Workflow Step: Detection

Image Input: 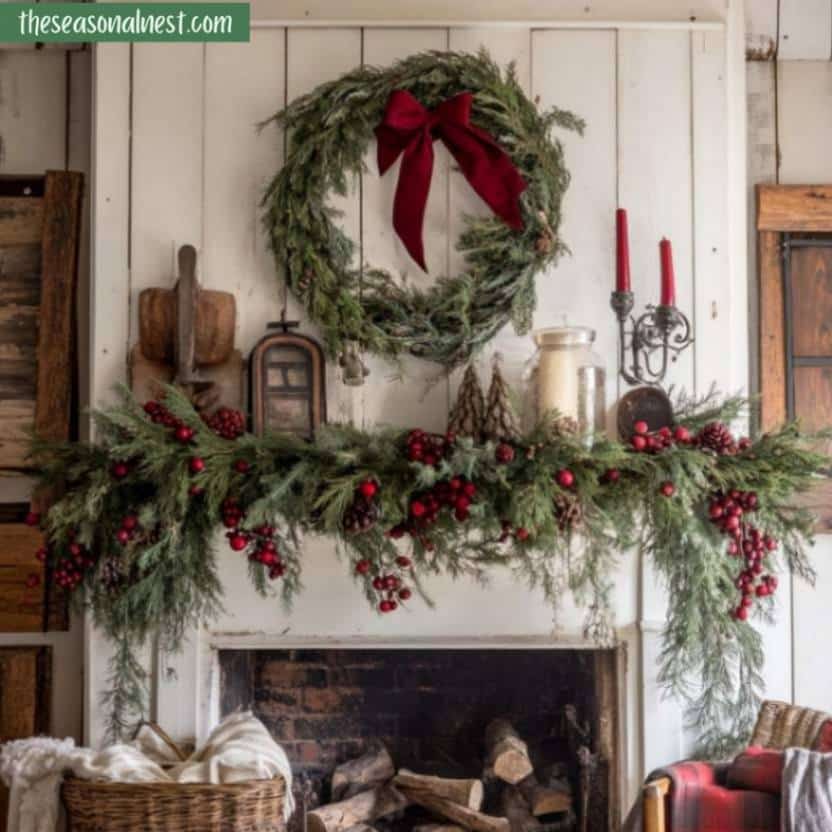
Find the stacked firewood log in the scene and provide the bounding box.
[306,720,575,832]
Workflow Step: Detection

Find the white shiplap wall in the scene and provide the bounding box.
[88,19,744,810]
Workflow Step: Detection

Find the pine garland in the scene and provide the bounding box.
[29,386,828,751]
[261,49,583,368]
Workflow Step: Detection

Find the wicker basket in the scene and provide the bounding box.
[62,776,287,831]
[61,723,287,831]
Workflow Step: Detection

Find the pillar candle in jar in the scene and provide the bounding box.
[659,238,676,306]
[615,209,631,292]
[533,327,596,422]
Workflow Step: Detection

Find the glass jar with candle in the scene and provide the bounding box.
[531,327,606,445]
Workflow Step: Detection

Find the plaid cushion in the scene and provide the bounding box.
[815,719,832,752]
[651,760,780,832]
[725,747,783,794]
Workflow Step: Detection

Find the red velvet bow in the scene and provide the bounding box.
[375,90,527,271]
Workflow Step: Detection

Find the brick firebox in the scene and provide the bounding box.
[219,646,623,831]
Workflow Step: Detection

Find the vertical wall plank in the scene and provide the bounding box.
[88,42,132,747]
[778,62,832,184]
[531,29,618,433]
[0,52,66,174]
[130,44,205,344]
[618,28,693,774]
[692,31,730,395]
[287,28,363,426]
[447,28,531,411]
[618,30,694,395]
[361,28,450,432]
[745,0,778,57]
[203,32,286,356]
[778,0,832,60]
[130,43,205,737]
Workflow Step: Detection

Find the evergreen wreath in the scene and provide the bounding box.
[261,50,583,368]
[28,386,828,753]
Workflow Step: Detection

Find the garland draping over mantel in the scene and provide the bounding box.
[29,387,827,753]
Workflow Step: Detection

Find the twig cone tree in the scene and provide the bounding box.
[483,356,520,442]
[449,364,486,439]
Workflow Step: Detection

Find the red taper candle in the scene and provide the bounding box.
[659,238,676,306]
[615,209,631,293]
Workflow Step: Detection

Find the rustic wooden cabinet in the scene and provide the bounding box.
[758,185,832,530]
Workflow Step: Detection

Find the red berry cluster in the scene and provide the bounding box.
[498,520,530,543]
[495,442,515,464]
[115,514,140,546]
[52,536,96,591]
[406,429,455,466]
[630,420,692,453]
[355,555,413,613]
[222,497,284,580]
[143,400,196,444]
[707,489,779,620]
[343,480,380,535]
[389,477,478,544]
[205,407,246,440]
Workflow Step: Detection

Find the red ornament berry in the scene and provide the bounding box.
[660,481,675,497]
[410,500,426,518]
[515,527,530,542]
[35,547,48,563]
[634,420,649,435]
[359,480,378,500]
[121,515,138,531]
[189,457,205,474]
[372,576,385,591]
[24,511,40,527]
[462,481,477,498]
[398,587,412,601]
[631,435,648,452]
[116,529,130,545]
[604,469,621,484]
[228,533,248,552]
[233,460,250,474]
[189,484,204,496]
[396,556,412,569]
[734,605,749,621]
[496,443,515,464]
[355,559,371,575]
[454,495,471,512]
[556,469,575,489]
[379,599,394,613]
[673,426,691,443]
[175,425,194,443]
[144,400,161,415]
[112,462,129,479]
[756,584,770,597]
[449,477,462,491]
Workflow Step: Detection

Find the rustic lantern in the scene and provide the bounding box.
[250,320,326,438]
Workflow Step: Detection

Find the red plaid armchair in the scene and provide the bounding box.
[642,700,832,832]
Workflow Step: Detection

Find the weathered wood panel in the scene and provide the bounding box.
[777,0,832,60]
[758,185,832,233]
[35,171,83,444]
[790,247,832,357]
[758,229,786,430]
[0,52,66,174]
[0,522,48,632]
[0,645,51,738]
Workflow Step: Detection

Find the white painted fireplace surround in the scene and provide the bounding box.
[87,0,752,814]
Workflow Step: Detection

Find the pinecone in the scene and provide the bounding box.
[342,496,380,535]
[100,555,125,593]
[696,421,736,456]
[545,415,579,440]
[448,364,485,439]
[554,494,583,532]
[205,407,246,439]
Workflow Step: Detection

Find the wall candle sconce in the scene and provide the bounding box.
[611,210,694,387]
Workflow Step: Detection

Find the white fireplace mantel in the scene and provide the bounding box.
[87,1,749,815]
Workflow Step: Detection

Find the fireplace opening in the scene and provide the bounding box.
[219,646,623,832]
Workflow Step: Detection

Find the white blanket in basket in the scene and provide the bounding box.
[0,712,294,832]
